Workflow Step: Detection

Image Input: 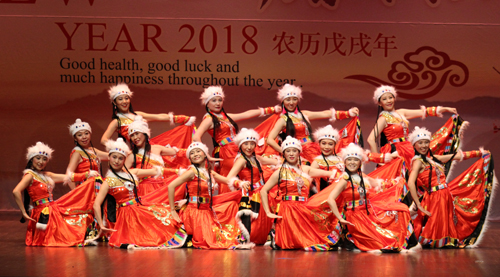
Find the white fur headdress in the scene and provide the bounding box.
[281,136,302,153]
[108,83,133,102]
[313,125,340,143]
[186,142,210,159]
[409,126,432,145]
[277,84,302,102]
[234,128,259,148]
[373,85,397,104]
[200,86,225,105]
[26,142,54,161]
[69,118,92,136]
[128,115,151,137]
[106,138,130,157]
[340,143,367,162]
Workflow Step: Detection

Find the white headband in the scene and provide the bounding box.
[409,126,432,145]
[200,86,225,105]
[234,128,259,148]
[128,115,151,137]
[106,138,130,157]
[108,83,133,102]
[373,85,397,104]
[26,142,54,161]
[277,84,302,102]
[313,125,340,143]
[186,142,210,159]
[69,118,92,136]
[281,136,302,153]
[340,143,366,162]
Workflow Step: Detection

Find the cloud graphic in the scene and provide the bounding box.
[345,46,469,99]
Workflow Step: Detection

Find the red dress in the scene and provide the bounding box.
[233,154,277,245]
[105,172,187,248]
[180,166,241,249]
[204,113,239,194]
[70,147,101,187]
[280,113,320,163]
[23,170,97,247]
[150,124,194,170]
[273,165,340,250]
[412,153,493,248]
[378,111,414,166]
[338,173,415,252]
[131,150,168,196]
[312,154,343,191]
[116,113,134,141]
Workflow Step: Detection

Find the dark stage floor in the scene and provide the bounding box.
[1,212,499,277]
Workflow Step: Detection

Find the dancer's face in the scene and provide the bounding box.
[114,95,131,113]
[130,132,146,148]
[284,148,300,164]
[74,130,91,148]
[379,93,395,111]
[189,148,207,164]
[32,155,48,171]
[283,97,299,112]
[207,96,223,113]
[109,152,126,171]
[345,157,361,173]
[319,139,336,156]
[241,141,256,157]
[414,140,430,155]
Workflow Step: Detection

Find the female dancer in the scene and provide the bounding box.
[93,138,186,249]
[407,126,494,248]
[193,86,280,194]
[266,84,359,163]
[260,136,341,250]
[367,85,457,166]
[13,142,97,246]
[326,143,418,252]
[101,83,195,145]
[168,142,249,249]
[124,116,180,196]
[65,119,109,189]
[212,128,279,246]
[310,125,344,192]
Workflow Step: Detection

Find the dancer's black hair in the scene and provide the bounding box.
[239,147,264,191]
[74,138,100,172]
[319,144,338,191]
[276,153,303,198]
[346,167,369,215]
[414,147,457,195]
[131,133,151,169]
[110,163,142,205]
[111,98,136,141]
[192,161,213,209]
[20,159,36,223]
[280,102,314,142]
[205,104,238,149]
[373,105,389,149]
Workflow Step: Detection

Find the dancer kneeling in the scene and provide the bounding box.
[212,128,280,246]
[125,116,180,196]
[13,142,98,246]
[326,143,418,252]
[169,142,251,249]
[261,136,341,251]
[407,127,494,248]
[93,138,186,249]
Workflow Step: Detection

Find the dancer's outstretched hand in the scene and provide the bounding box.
[339,218,355,227]
[266,212,282,219]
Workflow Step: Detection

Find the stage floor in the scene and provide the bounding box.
[1,212,499,277]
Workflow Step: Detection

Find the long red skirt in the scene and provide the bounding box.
[25,178,98,246]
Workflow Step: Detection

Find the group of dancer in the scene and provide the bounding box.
[12,83,496,252]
